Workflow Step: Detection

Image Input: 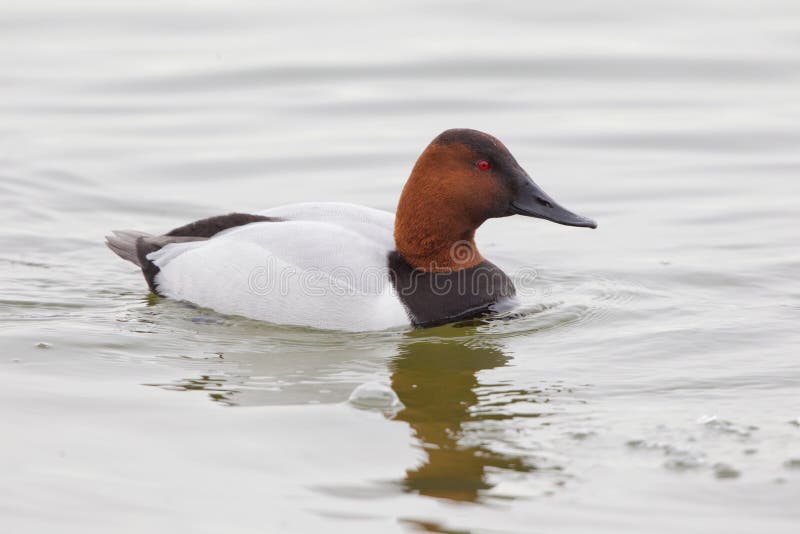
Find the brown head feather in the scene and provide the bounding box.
[394,129,518,271]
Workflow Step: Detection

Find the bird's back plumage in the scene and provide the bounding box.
[138,203,409,331]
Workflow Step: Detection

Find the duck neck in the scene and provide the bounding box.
[394,190,485,273]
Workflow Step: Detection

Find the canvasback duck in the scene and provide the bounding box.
[107,129,596,331]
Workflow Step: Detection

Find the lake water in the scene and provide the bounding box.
[1,1,799,532]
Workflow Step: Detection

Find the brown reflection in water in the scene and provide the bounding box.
[154,373,238,406]
[391,331,535,502]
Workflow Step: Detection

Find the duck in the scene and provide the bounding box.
[106,128,596,331]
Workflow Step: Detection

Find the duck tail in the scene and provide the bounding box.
[105,230,151,267]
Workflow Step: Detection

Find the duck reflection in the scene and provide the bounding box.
[151,318,539,502]
[391,327,534,502]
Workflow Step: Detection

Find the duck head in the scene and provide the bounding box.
[395,128,596,271]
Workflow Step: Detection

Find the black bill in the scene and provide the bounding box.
[509,175,597,229]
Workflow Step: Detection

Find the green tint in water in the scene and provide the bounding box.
[392,333,524,502]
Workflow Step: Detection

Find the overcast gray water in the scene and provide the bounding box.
[1,1,799,532]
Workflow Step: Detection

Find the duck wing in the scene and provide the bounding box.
[149,216,406,331]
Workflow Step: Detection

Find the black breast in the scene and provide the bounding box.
[388,251,516,328]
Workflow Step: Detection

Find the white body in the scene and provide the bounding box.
[148,203,410,331]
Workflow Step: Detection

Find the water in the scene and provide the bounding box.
[1,1,799,532]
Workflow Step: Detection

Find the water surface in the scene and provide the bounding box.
[1,1,799,532]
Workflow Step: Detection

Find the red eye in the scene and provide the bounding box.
[477,160,491,171]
